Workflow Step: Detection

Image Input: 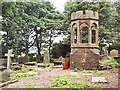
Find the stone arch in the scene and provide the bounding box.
[79,22,89,43]
[72,23,77,44]
[79,22,89,28]
[91,22,97,28]
[91,22,97,43]
[81,26,89,43]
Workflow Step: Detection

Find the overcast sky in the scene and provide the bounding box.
[49,0,68,12]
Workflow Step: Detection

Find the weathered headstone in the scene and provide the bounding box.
[43,52,50,63]
[0,59,7,67]
[91,77,107,83]
[110,49,119,57]
[58,56,64,61]
[29,55,33,62]
[5,50,14,69]
[0,69,11,82]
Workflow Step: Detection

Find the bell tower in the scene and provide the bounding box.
[70,10,99,69]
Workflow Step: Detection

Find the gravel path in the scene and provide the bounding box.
[2,68,119,89]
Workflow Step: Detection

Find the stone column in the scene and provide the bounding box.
[77,21,80,44]
[88,27,91,44]
[71,23,74,46]
[96,26,99,44]
[80,27,82,43]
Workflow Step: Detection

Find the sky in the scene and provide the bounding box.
[49,0,68,13]
[48,0,69,43]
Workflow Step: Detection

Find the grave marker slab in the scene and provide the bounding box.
[91,77,107,83]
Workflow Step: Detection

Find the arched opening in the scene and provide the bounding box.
[74,27,77,44]
[91,27,96,43]
[82,26,88,43]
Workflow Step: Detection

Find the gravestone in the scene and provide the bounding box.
[29,55,33,62]
[5,50,14,69]
[43,52,50,63]
[0,59,7,67]
[91,77,107,83]
[58,56,65,61]
[0,69,11,82]
[110,49,119,57]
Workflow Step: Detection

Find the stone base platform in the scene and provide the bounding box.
[70,48,99,69]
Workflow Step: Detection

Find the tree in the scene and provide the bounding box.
[2,2,25,57]
[24,2,64,61]
[2,1,65,60]
[63,0,120,52]
[2,2,36,57]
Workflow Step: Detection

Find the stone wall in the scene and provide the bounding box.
[70,48,99,69]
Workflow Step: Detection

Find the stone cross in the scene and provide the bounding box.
[5,50,14,69]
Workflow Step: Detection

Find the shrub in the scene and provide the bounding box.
[65,52,70,57]
[99,56,119,65]
[87,71,92,73]
[74,68,78,72]
[77,67,84,71]
[94,70,99,74]
[118,75,120,79]
[15,73,36,78]
[50,78,71,87]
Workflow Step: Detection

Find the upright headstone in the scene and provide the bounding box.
[29,54,33,62]
[110,49,119,57]
[5,50,14,69]
[43,52,50,63]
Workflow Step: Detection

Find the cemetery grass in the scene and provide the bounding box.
[2,66,119,89]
